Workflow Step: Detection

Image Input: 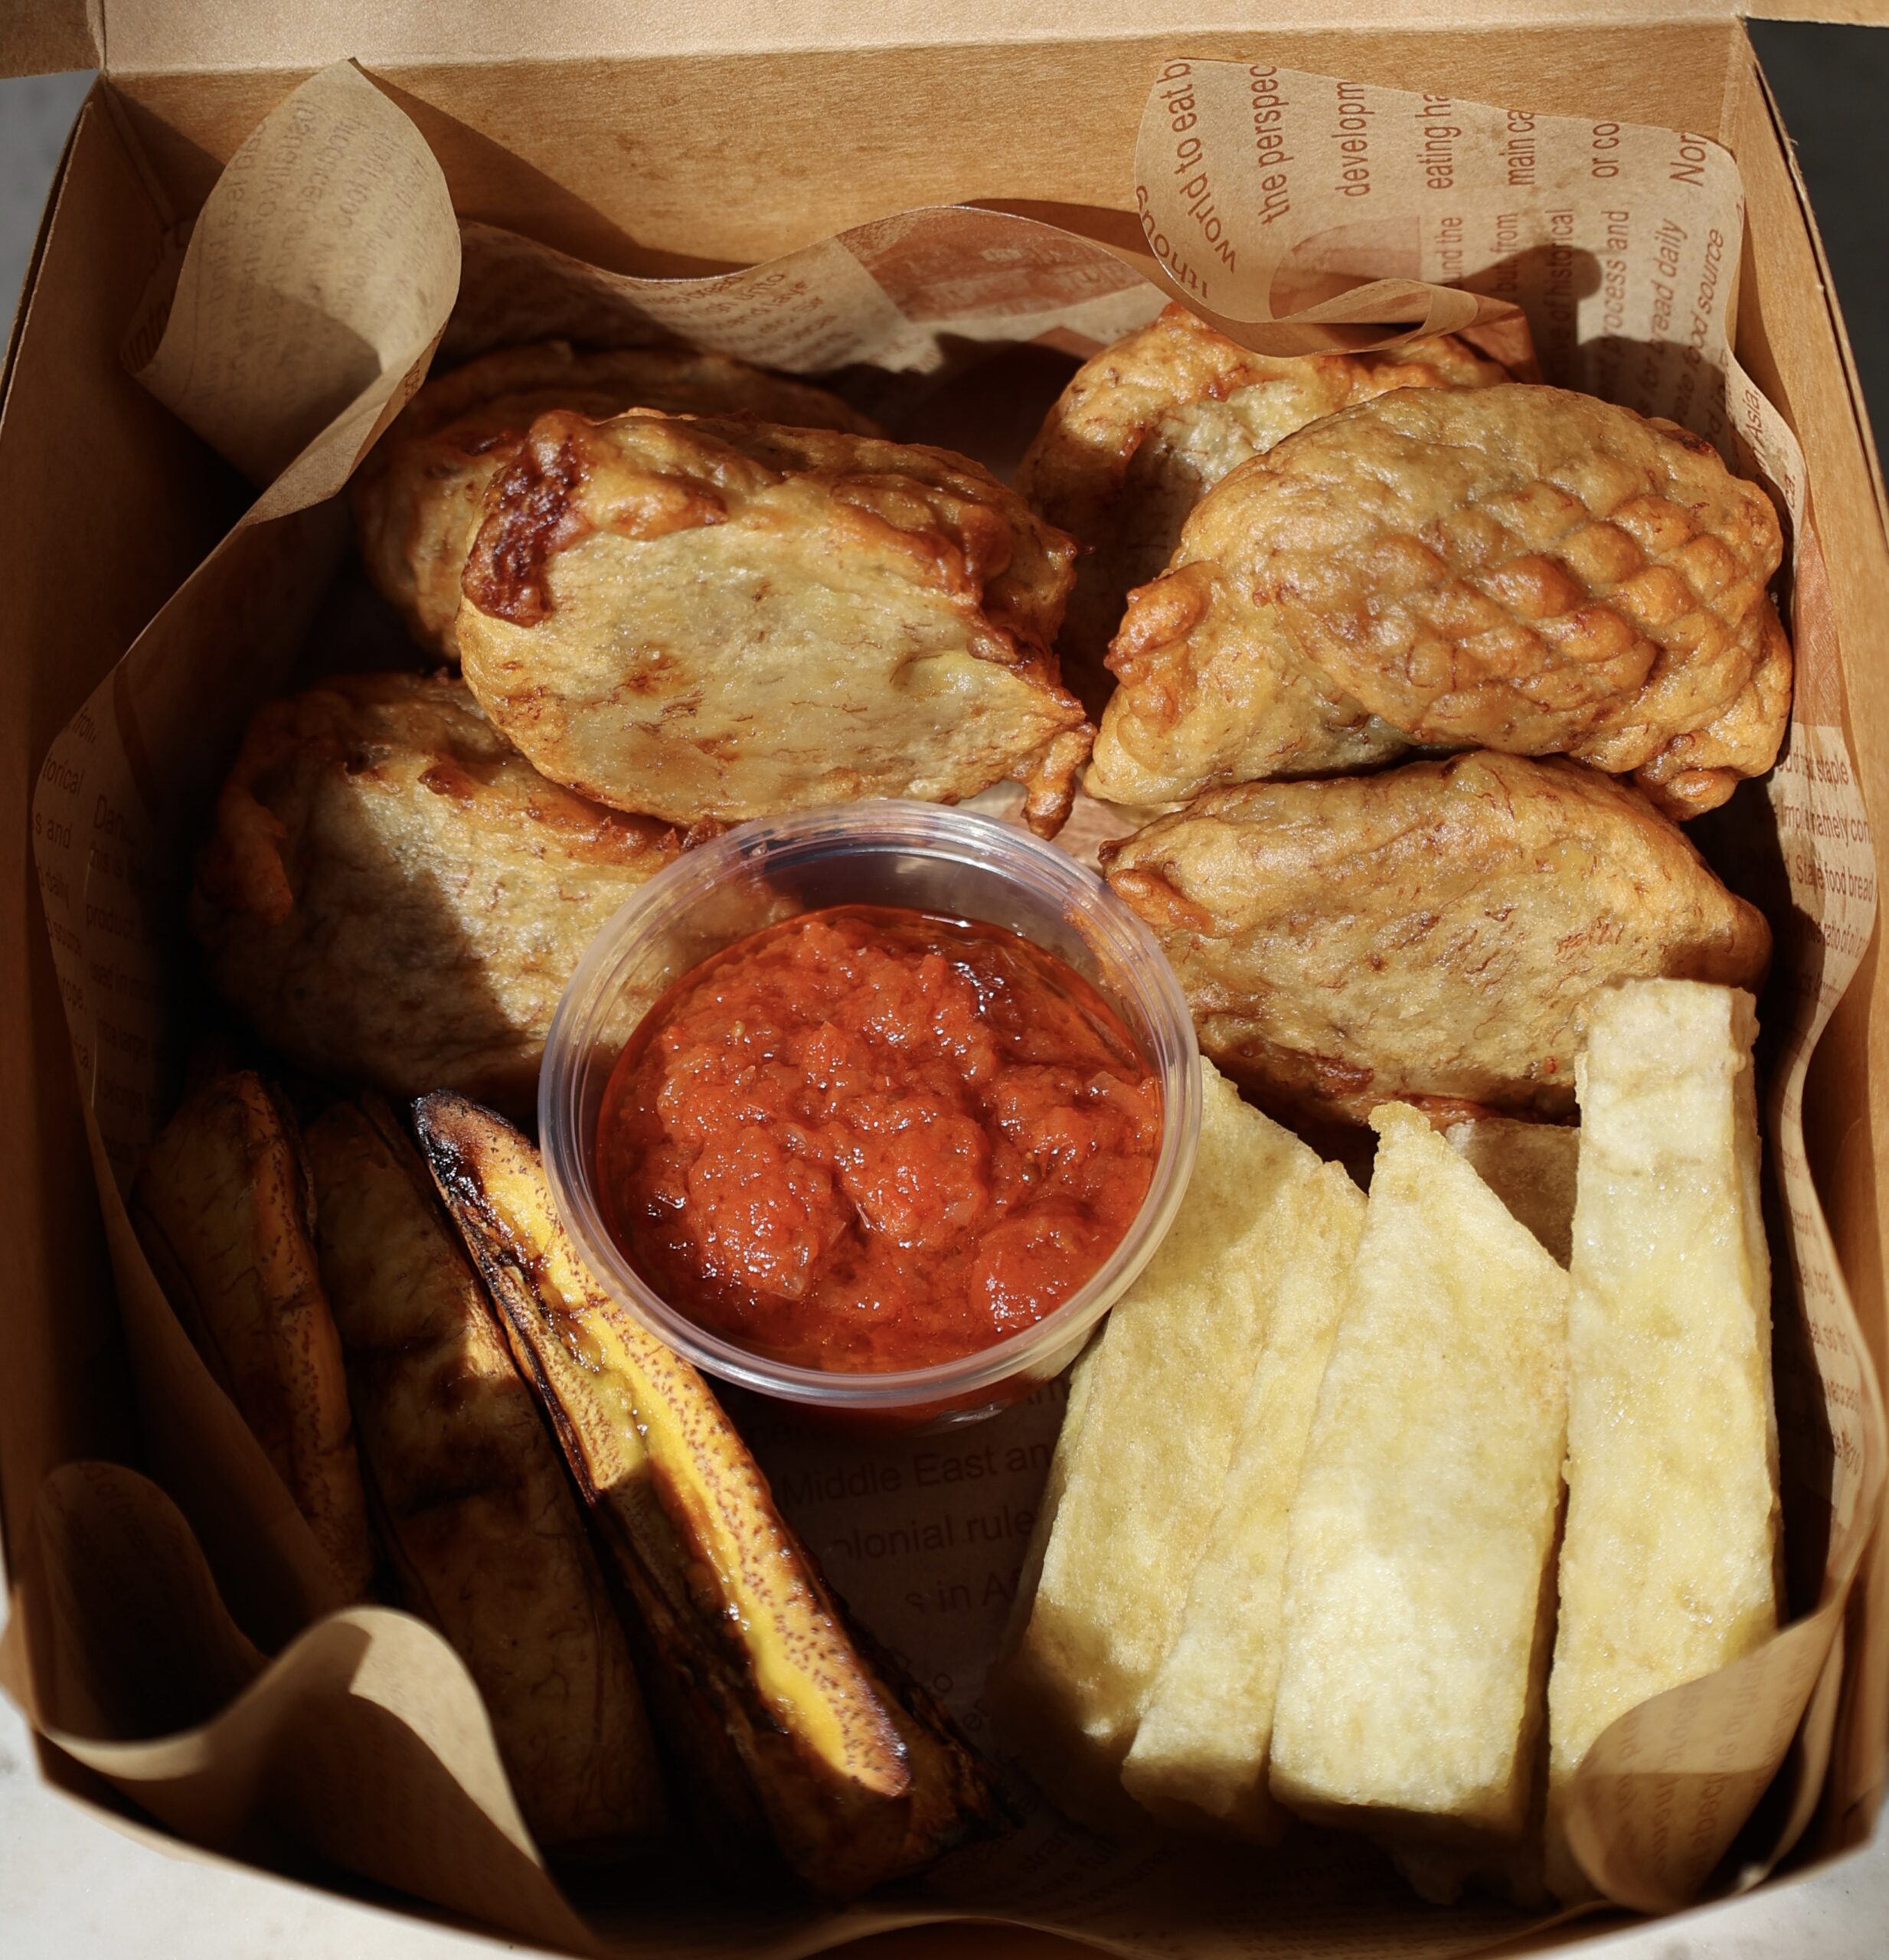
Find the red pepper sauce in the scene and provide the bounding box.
[595,904,1162,1374]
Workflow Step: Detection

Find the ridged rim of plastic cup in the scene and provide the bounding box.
[539,800,1201,1412]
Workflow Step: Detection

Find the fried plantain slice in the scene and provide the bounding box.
[131,1071,373,1600]
[303,1097,665,1858]
[412,1093,1007,1897]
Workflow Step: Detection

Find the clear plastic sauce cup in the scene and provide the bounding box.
[540,799,1201,1430]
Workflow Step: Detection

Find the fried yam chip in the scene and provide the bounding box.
[1016,305,1506,712]
[1088,385,1789,812]
[353,339,882,655]
[1120,1105,1364,1842]
[305,1098,665,1858]
[191,672,683,1114]
[989,1062,1357,1828]
[1270,1105,1569,1893]
[454,410,1090,835]
[413,1093,1006,1897]
[131,1072,373,1600]
[1546,982,1780,1901]
[1102,753,1771,1123]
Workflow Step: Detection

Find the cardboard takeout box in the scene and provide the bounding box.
[4,2,1889,1954]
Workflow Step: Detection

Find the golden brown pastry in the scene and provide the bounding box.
[192,671,682,1112]
[1092,557,1414,806]
[1088,385,1790,815]
[1015,305,1508,710]
[456,409,1091,835]
[353,340,883,655]
[1101,752,1771,1124]
[1631,598,1794,819]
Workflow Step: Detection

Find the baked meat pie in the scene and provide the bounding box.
[1629,596,1794,819]
[1016,305,1507,710]
[353,341,882,655]
[1100,752,1770,1124]
[1087,385,1790,814]
[193,671,684,1112]
[455,410,1091,835]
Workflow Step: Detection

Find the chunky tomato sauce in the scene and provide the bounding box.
[595,905,1161,1374]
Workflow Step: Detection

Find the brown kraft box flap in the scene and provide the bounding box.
[3,38,1887,1960]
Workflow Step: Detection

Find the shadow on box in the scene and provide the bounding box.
[371,75,746,283]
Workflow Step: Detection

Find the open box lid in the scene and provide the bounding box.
[4,0,1888,80]
[0,0,1886,1942]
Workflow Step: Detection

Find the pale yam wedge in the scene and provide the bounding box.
[132,1071,372,1599]
[989,1061,1350,1830]
[304,1097,665,1857]
[412,1092,1005,1898]
[1121,1130,1364,1842]
[1545,982,1780,1901]
[1270,1103,1569,1897]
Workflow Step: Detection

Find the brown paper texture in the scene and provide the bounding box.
[16,54,1886,1958]
[444,209,1168,377]
[127,61,461,505]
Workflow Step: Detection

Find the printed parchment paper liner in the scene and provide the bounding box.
[12,56,1884,1956]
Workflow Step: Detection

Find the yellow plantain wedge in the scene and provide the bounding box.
[413,1092,1008,1898]
[132,1071,374,1600]
[303,1097,665,1858]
